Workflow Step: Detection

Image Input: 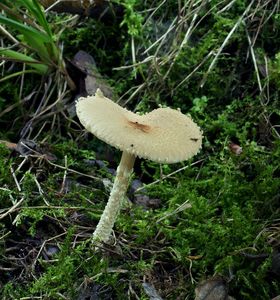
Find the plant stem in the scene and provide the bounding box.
[92,151,136,243]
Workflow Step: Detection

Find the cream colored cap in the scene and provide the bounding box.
[76,89,202,164]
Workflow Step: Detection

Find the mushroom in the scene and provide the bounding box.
[76,89,203,244]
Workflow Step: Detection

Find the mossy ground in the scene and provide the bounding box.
[0,1,280,299]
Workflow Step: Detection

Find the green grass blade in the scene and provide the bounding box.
[16,0,52,37]
[0,48,48,74]
[0,14,50,43]
[22,32,52,63]
[0,13,57,64]
[0,69,40,83]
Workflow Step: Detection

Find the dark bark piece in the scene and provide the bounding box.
[71,50,115,98]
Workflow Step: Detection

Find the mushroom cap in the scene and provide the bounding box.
[76,89,202,164]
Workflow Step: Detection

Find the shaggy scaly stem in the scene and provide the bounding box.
[92,151,136,243]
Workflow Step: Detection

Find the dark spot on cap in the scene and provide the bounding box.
[127,120,151,133]
[190,138,198,142]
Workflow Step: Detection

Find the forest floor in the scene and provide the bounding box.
[0,1,280,299]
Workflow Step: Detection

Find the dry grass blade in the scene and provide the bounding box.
[245,25,263,94]
[46,159,103,182]
[0,25,19,43]
[135,158,205,193]
[173,51,213,93]
[120,0,261,102]
[156,199,192,223]
[0,197,25,220]
[200,0,255,87]
[32,231,67,270]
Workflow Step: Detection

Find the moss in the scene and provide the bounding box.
[1,0,280,299]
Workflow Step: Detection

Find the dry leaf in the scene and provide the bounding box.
[229,142,242,155]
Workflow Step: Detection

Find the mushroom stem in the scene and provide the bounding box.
[92,151,136,243]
